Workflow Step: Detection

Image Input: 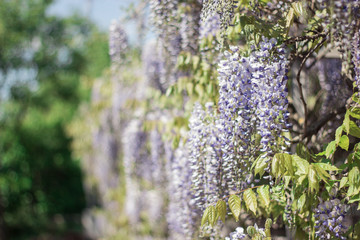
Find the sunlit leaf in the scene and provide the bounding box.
[201,206,210,226]
[308,165,319,192]
[335,126,343,144]
[292,155,309,175]
[339,135,349,151]
[216,200,227,223]
[257,185,270,208]
[228,195,241,222]
[297,193,306,212]
[208,205,218,227]
[340,177,348,189]
[343,112,350,134]
[325,141,336,159]
[244,189,257,215]
[349,121,360,138]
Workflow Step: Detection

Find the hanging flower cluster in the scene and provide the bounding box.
[165,38,290,238]
[225,227,247,240]
[217,38,289,189]
[314,199,349,239]
[109,20,128,65]
[352,30,360,90]
[199,12,220,40]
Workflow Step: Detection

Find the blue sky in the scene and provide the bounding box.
[48,0,135,31]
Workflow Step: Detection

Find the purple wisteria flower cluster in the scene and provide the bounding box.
[217,38,289,189]
[188,102,223,211]
[109,20,128,65]
[314,199,348,239]
[166,143,199,240]
[317,0,360,77]
[199,12,220,40]
[225,227,247,240]
[166,39,290,238]
[179,2,202,54]
[201,0,237,40]
[352,30,360,90]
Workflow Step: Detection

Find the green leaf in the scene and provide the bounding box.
[279,153,294,176]
[271,155,280,177]
[314,163,338,171]
[208,205,218,227]
[254,155,268,177]
[335,126,343,144]
[228,195,241,222]
[297,174,307,185]
[243,189,257,215]
[348,194,360,204]
[297,193,306,212]
[201,207,210,226]
[313,164,330,183]
[308,165,319,192]
[192,55,200,69]
[197,83,206,97]
[216,200,227,223]
[349,107,360,119]
[352,93,360,104]
[272,153,292,177]
[292,155,309,175]
[339,135,350,151]
[349,167,360,184]
[291,2,305,17]
[284,175,291,188]
[349,121,360,138]
[340,177,348,189]
[325,141,336,159]
[257,185,270,208]
[286,8,295,33]
[343,112,350,134]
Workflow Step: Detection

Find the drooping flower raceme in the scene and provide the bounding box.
[168,39,290,239]
[179,2,202,54]
[201,0,237,41]
[199,12,220,40]
[166,142,199,240]
[314,199,348,239]
[109,20,128,65]
[352,30,360,90]
[217,38,289,191]
[251,39,290,154]
[225,227,247,240]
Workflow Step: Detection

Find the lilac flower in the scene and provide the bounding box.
[317,0,360,76]
[217,38,289,190]
[199,12,221,39]
[179,2,202,54]
[314,199,348,239]
[166,142,199,240]
[225,227,247,240]
[122,119,148,224]
[109,20,128,65]
[188,103,224,210]
[142,41,166,93]
[352,30,360,90]
[149,0,181,85]
[201,0,237,40]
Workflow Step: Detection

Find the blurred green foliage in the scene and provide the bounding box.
[0,0,110,239]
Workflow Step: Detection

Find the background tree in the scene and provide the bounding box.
[0,0,110,239]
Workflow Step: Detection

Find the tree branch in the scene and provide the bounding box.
[296,37,327,138]
[284,32,327,45]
